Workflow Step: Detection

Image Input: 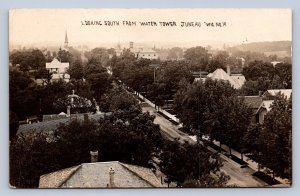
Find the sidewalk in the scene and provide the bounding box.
[212,140,290,186]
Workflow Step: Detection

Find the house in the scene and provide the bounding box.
[46,58,69,74]
[239,96,263,123]
[263,89,292,100]
[39,160,167,188]
[129,42,158,60]
[255,89,292,124]
[205,67,245,89]
[256,100,274,124]
[46,58,70,82]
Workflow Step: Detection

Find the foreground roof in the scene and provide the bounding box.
[39,161,166,188]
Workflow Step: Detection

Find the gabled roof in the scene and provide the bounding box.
[256,100,274,114]
[39,161,166,188]
[46,58,69,69]
[207,68,242,89]
[241,96,263,109]
[264,89,292,100]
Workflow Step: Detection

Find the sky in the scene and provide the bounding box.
[9,9,292,48]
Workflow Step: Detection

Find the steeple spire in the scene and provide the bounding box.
[64,30,68,48]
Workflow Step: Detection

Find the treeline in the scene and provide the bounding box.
[229,41,291,53]
[241,60,292,95]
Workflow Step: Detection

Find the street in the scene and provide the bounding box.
[141,104,267,187]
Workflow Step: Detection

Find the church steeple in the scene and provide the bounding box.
[64,30,68,48]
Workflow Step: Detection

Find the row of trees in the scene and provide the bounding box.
[174,78,253,152]
[173,77,292,180]
[243,95,292,180]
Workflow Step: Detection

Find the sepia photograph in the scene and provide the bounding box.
[9,8,292,188]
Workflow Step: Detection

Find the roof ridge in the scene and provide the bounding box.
[119,162,156,187]
[58,164,82,187]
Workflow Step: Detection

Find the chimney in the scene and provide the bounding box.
[226,65,231,76]
[129,41,134,49]
[67,106,71,117]
[90,150,98,163]
[109,168,115,188]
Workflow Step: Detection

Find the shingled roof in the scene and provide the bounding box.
[242,96,263,109]
[39,161,166,188]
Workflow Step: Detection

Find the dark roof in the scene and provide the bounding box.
[241,96,263,109]
[17,113,105,134]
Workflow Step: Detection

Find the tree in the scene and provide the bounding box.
[85,47,110,67]
[159,140,229,187]
[274,63,292,89]
[10,131,63,188]
[242,60,274,81]
[30,49,46,70]
[9,69,39,119]
[68,59,83,79]
[259,94,292,180]
[205,50,229,73]
[9,111,19,141]
[240,76,285,96]
[174,78,235,134]
[10,103,163,188]
[57,49,72,62]
[167,47,183,60]
[84,63,111,101]
[9,49,46,71]
[203,95,253,152]
[183,46,211,71]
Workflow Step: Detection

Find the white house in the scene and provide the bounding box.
[46,58,69,74]
[46,58,70,82]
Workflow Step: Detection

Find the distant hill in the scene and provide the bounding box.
[230,41,291,55]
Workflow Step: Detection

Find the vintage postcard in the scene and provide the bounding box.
[9,9,292,188]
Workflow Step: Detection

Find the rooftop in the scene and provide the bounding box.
[241,96,263,109]
[264,89,292,100]
[39,161,166,188]
[17,113,105,134]
[207,68,243,89]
